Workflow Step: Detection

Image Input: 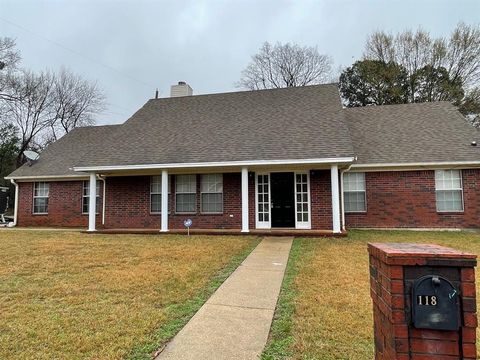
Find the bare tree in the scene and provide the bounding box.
[3,68,106,159]
[363,23,480,125]
[47,68,106,142]
[0,39,106,166]
[446,23,480,88]
[364,31,396,63]
[3,70,56,165]
[0,37,21,102]
[237,42,333,90]
[0,37,20,71]
[364,23,480,91]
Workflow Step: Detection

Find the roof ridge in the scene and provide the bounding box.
[149,83,339,101]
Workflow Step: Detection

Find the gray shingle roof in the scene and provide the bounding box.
[74,84,353,168]
[344,102,480,165]
[7,125,121,178]
[9,84,354,178]
[6,85,480,179]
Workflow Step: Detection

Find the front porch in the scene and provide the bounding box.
[78,160,352,234]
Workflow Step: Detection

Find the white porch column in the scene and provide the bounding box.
[160,170,169,232]
[88,172,97,232]
[330,165,341,233]
[241,167,249,233]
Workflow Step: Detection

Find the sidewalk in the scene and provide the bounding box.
[155,236,293,360]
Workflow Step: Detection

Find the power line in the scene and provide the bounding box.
[0,16,157,89]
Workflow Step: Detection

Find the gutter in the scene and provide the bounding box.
[73,157,356,172]
[5,174,89,181]
[9,179,19,227]
[350,161,480,171]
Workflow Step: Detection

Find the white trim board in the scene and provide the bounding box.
[9,159,480,181]
[350,161,480,171]
[5,175,89,182]
[73,157,356,172]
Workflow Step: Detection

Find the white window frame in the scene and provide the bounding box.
[33,182,49,214]
[294,171,311,229]
[343,172,367,213]
[200,174,223,214]
[435,169,464,213]
[150,175,162,214]
[255,173,271,229]
[175,174,197,214]
[150,175,171,214]
[82,180,101,214]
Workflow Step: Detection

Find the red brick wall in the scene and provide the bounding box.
[16,172,334,230]
[17,169,480,230]
[368,243,477,359]
[311,170,333,230]
[104,173,244,229]
[17,181,101,227]
[346,169,480,229]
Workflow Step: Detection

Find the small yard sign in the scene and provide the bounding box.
[184,218,192,235]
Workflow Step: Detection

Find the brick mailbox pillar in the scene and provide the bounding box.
[368,243,477,359]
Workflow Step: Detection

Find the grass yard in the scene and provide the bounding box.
[262,230,480,360]
[0,230,259,360]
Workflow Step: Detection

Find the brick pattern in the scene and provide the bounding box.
[311,170,333,230]
[16,171,335,230]
[17,181,101,227]
[346,170,480,229]
[105,174,243,229]
[368,243,477,360]
[461,268,478,359]
[19,169,480,231]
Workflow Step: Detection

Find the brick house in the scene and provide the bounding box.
[5,83,480,234]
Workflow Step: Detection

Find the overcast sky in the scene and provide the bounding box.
[1,0,479,125]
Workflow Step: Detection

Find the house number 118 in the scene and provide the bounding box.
[417,295,437,306]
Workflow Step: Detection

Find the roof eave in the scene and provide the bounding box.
[73,157,356,173]
[350,161,480,172]
[5,174,90,182]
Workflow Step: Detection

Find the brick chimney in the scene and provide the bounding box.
[170,81,193,97]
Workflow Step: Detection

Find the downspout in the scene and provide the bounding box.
[97,175,106,226]
[340,163,354,232]
[9,179,19,227]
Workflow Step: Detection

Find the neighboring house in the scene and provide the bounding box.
[5,82,480,234]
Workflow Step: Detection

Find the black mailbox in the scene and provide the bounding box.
[412,275,460,331]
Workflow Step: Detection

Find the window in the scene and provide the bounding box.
[33,182,49,214]
[150,176,162,213]
[435,170,463,212]
[150,176,171,213]
[201,174,223,213]
[343,172,366,212]
[176,175,196,213]
[82,181,101,214]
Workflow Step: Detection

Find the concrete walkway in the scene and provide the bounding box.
[156,237,293,360]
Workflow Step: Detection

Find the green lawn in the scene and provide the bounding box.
[262,230,480,360]
[0,230,260,360]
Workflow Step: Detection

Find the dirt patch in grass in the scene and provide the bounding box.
[0,230,259,360]
[263,230,480,359]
